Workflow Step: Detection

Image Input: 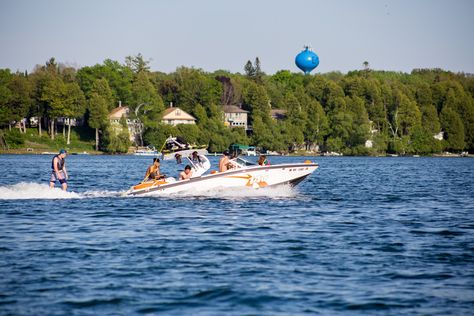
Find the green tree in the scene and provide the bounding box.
[88,93,109,150]
[76,59,133,104]
[172,67,221,114]
[251,115,274,151]
[91,78,114,110]
[29,66,56,136]
[0,69,13,129]
[244,60,255,78]
[410,125,442,154]
[63,82,86,144]
[7,74,33,133]
[41,77,66,140]
[125,53,151,74]
[420,104,440,134]
[440,106,465,152]
[305,99,329,149]
[397,93,421,137]
[102,115,131,153]
[131,72,165,143]
[242,81,270,120]
[347,96,371,146]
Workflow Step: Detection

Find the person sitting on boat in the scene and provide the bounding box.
[258,155,270,166]
[144,158,165,182]
[179,165,193,180]
[219,150,233,172]
[175,153,182,164]
[190,151,204,166]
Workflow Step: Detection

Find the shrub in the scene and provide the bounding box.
[3,129,25,148]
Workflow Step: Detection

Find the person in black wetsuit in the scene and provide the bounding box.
[50,149,69,191]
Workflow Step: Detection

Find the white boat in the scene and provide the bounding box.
[161,136,208,160]
[242,146,257,156]
[125,157,318,196]
[134,146,158,156]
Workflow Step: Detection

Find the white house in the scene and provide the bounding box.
[223,105,249,129]
[108,106,142,144]
[162,107,196,126]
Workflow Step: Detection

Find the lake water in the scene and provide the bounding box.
[0,155,473,315]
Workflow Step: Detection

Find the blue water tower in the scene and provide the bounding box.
[295,46,319,74]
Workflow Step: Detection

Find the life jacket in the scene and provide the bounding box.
[51,155,65,171]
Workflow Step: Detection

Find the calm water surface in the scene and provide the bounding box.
[0,155,473,315]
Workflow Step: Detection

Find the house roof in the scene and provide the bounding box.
[223,105,249,113]
[162,107,196,121]
[109,106,129,119]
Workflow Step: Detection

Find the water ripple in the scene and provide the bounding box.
[0,155,473,315]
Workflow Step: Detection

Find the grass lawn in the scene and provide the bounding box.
[1,127,102,154]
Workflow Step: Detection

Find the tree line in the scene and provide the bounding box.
[0,55,473,155]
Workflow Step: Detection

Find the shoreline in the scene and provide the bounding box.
[1,150,472,158]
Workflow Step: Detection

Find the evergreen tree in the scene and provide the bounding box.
[440,106,465,152]
[244,60,255,78]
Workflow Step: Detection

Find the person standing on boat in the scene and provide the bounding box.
[179,165,193,180]
[219,150,231,172]
[144,158,164,182]
[50,149,68,191]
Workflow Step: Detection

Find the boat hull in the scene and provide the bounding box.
[126,162,318,196]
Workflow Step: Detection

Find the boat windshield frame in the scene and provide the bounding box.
[232,157,256,167]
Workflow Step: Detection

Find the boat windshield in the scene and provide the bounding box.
[234,157,256,167]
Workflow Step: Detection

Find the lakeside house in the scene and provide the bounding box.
[223,105,249,130]
[56,117,83,127]
[108,105,142,144]
[162,107,196,126]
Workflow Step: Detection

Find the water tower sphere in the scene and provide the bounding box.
[295,46,319,74]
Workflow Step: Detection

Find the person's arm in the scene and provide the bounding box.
[63,165,68,179]
[144,166,151,178]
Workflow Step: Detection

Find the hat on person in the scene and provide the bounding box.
[59,149,67,154]
[223,150,230,156]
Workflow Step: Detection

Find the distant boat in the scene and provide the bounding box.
[134,146,158,156]
[264,150,280,156]
[229,144,258,157]
[321,151,343,156]
[243,146,257,156]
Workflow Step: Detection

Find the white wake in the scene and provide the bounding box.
[141,184,298,199]
[0,182,297,200]
[0,182,124,200]
[0,182,82,200]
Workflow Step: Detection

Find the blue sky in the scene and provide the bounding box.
[0,0,473,74]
